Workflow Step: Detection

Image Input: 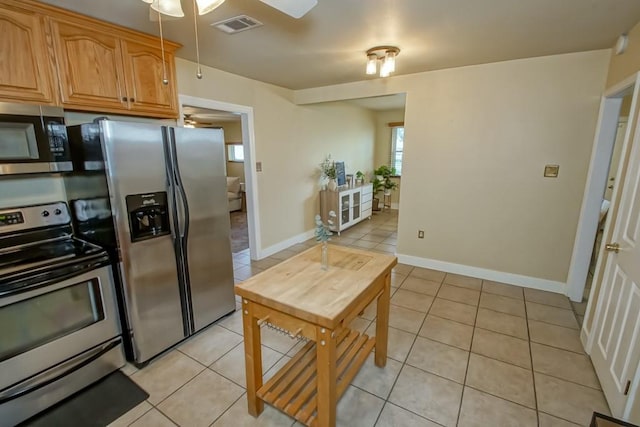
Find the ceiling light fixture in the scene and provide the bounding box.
[141,0,227,81]
[365,46,400,78]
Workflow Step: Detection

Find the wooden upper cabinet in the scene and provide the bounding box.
[0,0,180,118]
[0,5,55,104]
[121,40,177,116]
[50,19,128,111]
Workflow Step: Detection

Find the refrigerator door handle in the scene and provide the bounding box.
[163,130,180,243]
[174,177,187,238]
[169,128,195,334]
[169,130,191,242]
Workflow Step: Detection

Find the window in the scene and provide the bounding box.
[390,126,404,175]
[227,144,244,162]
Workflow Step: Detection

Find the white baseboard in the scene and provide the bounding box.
[258,229,315,259]
[397,253,567,295]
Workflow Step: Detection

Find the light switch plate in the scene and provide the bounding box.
[256,161,262,172]
[544,165,559,178]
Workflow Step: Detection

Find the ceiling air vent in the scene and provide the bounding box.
[211,15,263,34]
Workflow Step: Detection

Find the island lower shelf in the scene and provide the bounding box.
[256,328,375,427]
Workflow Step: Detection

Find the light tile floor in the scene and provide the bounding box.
[110,210,610,427]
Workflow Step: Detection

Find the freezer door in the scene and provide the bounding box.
[100,121,185,363]
[170,127,236,332]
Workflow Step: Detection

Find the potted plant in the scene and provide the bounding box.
[355,171,365,186]
[371,177,384,211]
[319,155,337,191]
[372,165,397,210]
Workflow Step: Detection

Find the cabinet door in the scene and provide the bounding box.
[352,190,361,222]
[340,193,350,227]
[121,40,178,117]
[51,19,128,111]
[0,5,55,104]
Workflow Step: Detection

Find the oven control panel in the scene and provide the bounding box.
[0,202,70,233]
[0,211,24,227]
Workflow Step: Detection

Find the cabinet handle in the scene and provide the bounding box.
[129,98,135,102]
[121,97,127,102]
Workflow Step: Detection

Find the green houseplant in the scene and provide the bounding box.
[319,155,337,190]
[372,165,397,211]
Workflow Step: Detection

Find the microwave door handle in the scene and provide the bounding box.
[0,338,121,404]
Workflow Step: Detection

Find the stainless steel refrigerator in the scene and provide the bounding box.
[68,120,236,365]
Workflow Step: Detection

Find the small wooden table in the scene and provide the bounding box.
[235,244,397,427]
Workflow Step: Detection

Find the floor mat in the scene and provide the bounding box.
[21,371,148,427]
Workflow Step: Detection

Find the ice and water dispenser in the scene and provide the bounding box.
[126,192,170,242]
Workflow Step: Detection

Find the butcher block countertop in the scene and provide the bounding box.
[234,244,397,329]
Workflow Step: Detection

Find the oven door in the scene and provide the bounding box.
[0,265,122,391]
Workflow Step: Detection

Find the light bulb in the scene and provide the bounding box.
[196,0,226,15]
[366,54,377,75]
[150,0,184,17]
[384,50,396,73]
[380,60,391,77]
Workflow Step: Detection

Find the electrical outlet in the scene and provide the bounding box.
[418,230,424,239]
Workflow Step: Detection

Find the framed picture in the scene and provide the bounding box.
[335,161,346,186]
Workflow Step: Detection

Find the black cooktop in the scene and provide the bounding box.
[0,237,106,273]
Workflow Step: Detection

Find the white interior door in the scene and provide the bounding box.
[591,108,640,420]
[605,118,629,201]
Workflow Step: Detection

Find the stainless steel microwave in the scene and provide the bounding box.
[0,102,72,176]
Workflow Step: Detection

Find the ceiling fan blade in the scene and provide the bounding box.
[258,0,317,18]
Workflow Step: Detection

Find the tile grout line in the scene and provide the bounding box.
[455,279,482,426]
[371,269,445,427]
[206,393,251,427]
[523,291,540,427]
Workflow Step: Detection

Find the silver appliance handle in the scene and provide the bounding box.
[175,179,187,238]
[168,127,195,334]
[0,338,121,404]
[168,130,190,241]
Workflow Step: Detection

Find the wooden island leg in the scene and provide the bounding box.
[242,300,264,416]
[375,273,391,367]
[316,327,337,427]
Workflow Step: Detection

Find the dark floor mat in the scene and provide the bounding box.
[21,371,148,427]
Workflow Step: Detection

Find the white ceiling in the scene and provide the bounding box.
[39,0,640,90]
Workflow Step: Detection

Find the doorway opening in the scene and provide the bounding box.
[576,93,633,326]
[567,73,639,345]
[178,95,260,262]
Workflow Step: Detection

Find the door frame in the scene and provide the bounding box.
[178,94,261,260]
[566,73,639,305]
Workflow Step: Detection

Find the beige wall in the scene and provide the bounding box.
[176,59,375,249]
[204,120,246,182]
[374,109,405,207]
[177,50,609,284]
[374,110,405,167]
[296,50,610,283]
[607,22,640,87]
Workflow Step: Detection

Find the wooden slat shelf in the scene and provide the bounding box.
[257,329,375,427]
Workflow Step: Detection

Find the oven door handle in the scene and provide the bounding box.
[0,338,121,404]
[0,254,110,298]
